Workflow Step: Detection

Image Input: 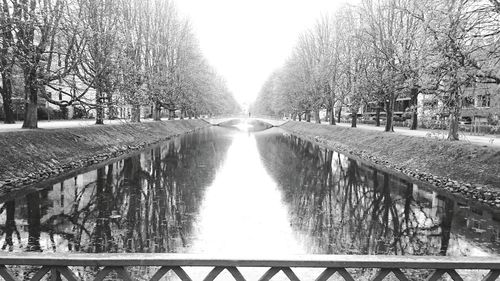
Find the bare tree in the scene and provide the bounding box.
[0,1,16,124]
[77,0,122,125]
[361,0,426,132]
[8,0,77,128]
[117,0,148,122]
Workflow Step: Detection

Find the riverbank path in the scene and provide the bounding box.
[0,118,204,133]
[0,119,139,133]
[333,121,500,148]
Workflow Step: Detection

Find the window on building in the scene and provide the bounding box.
[477,94,491,107]
[423,99,438,108]
[462,96,474,108]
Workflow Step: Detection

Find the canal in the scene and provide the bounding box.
[1,122,499,258]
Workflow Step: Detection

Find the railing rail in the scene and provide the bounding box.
[1,254,500,281]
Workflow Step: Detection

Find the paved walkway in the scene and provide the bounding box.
[333,121,500,148]
[0,118,169,133]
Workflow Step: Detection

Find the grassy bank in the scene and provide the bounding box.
[281,121,500,205]
[0,119,210,193]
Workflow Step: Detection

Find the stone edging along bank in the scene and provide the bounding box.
[0,119,210,196]
[280,121,500,208]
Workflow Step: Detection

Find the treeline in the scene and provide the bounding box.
[0,0,240,128]
[252,0,500,140]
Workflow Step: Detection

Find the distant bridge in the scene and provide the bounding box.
[203,116,289,127]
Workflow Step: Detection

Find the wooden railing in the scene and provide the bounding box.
[1,254,500,281]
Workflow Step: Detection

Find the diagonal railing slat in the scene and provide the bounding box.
[483,270,500,281]
[31,266,51,281]
[0,266,17,281]
[226,267,247,281]
[93,266,113,281]
[390,268,411,281]
[314,268,336,281]
[336,268,355,281]
[372,268,391,281]
[114,266,133,281]
[447,269,465,281]
[258,267,280,281]
[280,267,300,281]
[56,266,79,281]
[426,269,446,281]
[150,266,171,281]
[171,266,193,281]
[203,266,224,281]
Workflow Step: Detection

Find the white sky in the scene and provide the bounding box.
[176,0,351,106]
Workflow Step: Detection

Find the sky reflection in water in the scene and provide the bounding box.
[191,128,303,255]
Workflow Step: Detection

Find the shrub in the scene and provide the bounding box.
[72,106,89,119]
[37,107,51,120]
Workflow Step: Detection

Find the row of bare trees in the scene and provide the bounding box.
[0,0,239,128]
[253,0,500,140]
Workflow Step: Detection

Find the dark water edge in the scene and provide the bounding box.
[0,125,499,259]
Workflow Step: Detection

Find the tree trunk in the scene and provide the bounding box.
[375,107,381,127]
[314,109,321,124]
[26,193,41,252]
[410,88,418,130]
[1,15,16,124]
[351,111,357,128]
[329,102,335,125]
[22,70,39,129]
[153,102,161,121]
[2,201,16,250]
[298,113,302,121]
[106,92,115,120]
[1,71,15,124]
[131,104,141,122]
[95,88,104,125]
[439,198,454,255]
[447,89,460,140]
[92,167,113,253]
[337,106,342,123]
[123,157,141,252]
[306,111,311,122]
[385,95,394,132]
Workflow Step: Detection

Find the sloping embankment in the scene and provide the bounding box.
[0,119,210,193]
[281,121,500,204]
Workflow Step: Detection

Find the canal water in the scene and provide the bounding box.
[1,122,500,259]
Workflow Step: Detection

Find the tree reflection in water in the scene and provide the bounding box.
[0,127,233,253]
[255,130,500,257]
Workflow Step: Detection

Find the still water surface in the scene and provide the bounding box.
[1,123,500,258]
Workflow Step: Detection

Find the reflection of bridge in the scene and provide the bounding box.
[203,116,289,127]
[1,253,500,280]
